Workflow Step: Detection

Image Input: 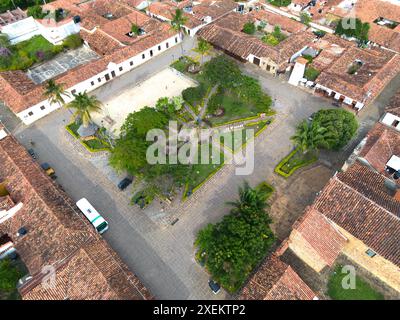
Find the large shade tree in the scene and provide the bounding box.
[195,181,275,292]
[67,91,102,127]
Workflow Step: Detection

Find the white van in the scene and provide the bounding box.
[76,198,109,234]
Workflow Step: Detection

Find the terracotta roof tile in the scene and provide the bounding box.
[292,206,347,266]
[239,255,317,300]
[313,161,400,267]
[0,134,152,300]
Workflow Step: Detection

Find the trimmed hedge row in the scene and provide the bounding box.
[274,148,318,178]
[65,124,110,153]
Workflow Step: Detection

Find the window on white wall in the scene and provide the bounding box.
[40,106,45,110]
[71,89,76,94]
[166,42,169,48]
[91,81,94,86]
[98,78,101,82]
[142,53,145,59]
[130,61,134,66]
[119,66,123,71]
[158,45,161,51]
[28,111,33,116]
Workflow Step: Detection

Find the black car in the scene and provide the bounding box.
[208,279,221,294]
[28,148,36,159]
[118,177,133,190]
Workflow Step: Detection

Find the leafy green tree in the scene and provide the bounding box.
[202,55,242,88]
[300,12,312,26]
[109,136,149,174]
[63,34,82,49]
[171,9,188,54]
[131,23,140,35]
[121,106,169,138]
[67,91,102,127]
[0,259,22,299]
[193,38,212,64]
[335,18,370,43]
[195,181,275,292]
[27,5,46,19]
[312,109,358,150]
[242,22,256,35]
[43,79,70,109]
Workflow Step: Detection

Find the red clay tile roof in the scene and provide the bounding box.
[250,9,307,34]
[198,12,315,66]
[385,90,400,117]
[0,134,152,300]
[292,206,347,267]
[359,122,400,177]
[0,4,177,114]
[313,161,400,267]
[316,47,400,104]
[239,254,317,300]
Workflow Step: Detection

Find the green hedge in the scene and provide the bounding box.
[65,123,110,153]
[274,148,318,178]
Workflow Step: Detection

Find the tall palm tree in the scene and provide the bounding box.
[227,181,269,214]
[67,91,102,127]
[43,79,70,110]
[291,120,327,153]
[193,38,212,64]
[171,9,188,55]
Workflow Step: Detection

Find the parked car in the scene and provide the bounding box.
[208,279,221,294]
[27,149,36,159]
[40,163,55,177]
[118,177,133,190]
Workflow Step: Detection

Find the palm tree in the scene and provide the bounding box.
[227,181,269,214]
[193,38,212,65]
[291,120,327,153]
[67,91,102,127]
[43,79,70,110]
[171,9,188,55]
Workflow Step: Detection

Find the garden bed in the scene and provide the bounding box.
[220,120,269,152]
[327,265,384,300]
[275,148,318,178]
[170,56,197,74]
[66,121,110,152]
[0,34,83,72]
[183,143,225,199]
[207,88,268,126]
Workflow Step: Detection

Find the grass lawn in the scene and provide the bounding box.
[170,56,197,74]
[83,138,109,150]
[0,35,63,71]
[208,89,263,126]
[328,265,384,300]
[268,0,291,6]
[66,121,80,137]
[275,148,318,177]
[220,121,268,151]
[185,143,225,195]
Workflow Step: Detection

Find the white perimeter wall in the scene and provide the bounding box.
[17,34,182,124]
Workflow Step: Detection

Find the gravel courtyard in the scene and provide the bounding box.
[91,67,197,136]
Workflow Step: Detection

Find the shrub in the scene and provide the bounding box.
[262,33,280,46]
[300,12,312,26]
[268,0,291,7]
[242,22,256,35]
[27,5,47,19]
[335,18,370,43]
[63,34,82,49]
[182,84,208,106]
[304,67,320,81]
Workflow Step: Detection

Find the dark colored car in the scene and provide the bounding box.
[118,177,133,190]
[28,149,36,159]
[208,279,221,294]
